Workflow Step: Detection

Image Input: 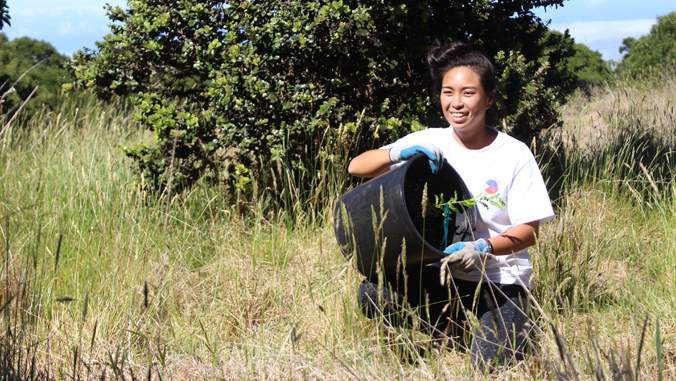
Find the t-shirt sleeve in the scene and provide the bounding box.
[507,155,555,227]
[380,132,422,150]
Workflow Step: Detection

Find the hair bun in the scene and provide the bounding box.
[426,41,471,68]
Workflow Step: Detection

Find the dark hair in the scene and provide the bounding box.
[426,41,496,107]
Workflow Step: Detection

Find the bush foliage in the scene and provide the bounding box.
[69,0,577,196]
[0,0,9,29]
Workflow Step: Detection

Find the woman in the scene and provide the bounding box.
[347,42,554,369]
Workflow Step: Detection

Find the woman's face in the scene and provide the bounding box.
[440,66,494,132]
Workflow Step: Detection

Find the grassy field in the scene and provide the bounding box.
[1,72,676,380]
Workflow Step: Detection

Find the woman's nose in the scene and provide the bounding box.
[452,95,462,108]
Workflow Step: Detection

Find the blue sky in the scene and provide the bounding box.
[534,0,676,61]
[2,0,675,62]
[2,0,126,56]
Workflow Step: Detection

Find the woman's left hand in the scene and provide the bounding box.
[442,239,496,271]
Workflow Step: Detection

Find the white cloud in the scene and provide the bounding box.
[549,19,657,61]
[17,9,38,16]
[4,26,33,40]
[56,20,96,35]
[16,6,106,17]
[78,21,93,33]
[59,22,74,35]
[550,19,656,44]
[75,6,108,15]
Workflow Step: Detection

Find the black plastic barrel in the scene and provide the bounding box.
[333,154,477,281]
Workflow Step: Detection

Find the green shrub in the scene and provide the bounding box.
[69,0,576,203]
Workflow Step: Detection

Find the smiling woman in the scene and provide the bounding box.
[3,0,127,56]
[348,40,555,371]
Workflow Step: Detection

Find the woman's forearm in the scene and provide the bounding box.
[347,149,392,178]
[487,221,539,255]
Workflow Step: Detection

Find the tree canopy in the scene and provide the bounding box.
[619,11,676,72]
[544,30,609,87]
[569,42,609,85]
[0,34,71,116]
[70,0,576,195]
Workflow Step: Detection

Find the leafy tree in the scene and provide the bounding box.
[570,42,609,85]
[0,0,9,30]
[69,0,576,195]
[543,31,609,87]
[619,11,676,72]
[0,34,71,116]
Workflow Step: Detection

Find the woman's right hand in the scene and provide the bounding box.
[389,143,444,173]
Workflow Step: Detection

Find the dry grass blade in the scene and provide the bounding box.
[0,78,9,95]
[90,320,98,353]
[0,57,47,105]
[656,318,663,381]
[53,232,63,275]
[82,292,90,323]
[163,135,178,230]
[0,85,38,138]
[638,162,662,200]
[0,294,15,314]
[635,318,648,381]
[143,281,149,309]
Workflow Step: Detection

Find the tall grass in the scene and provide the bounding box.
[0,91,424,380]
[530,71,676,380]
[1,70,676,380]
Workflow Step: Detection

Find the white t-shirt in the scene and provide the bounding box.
[382,126,555,288]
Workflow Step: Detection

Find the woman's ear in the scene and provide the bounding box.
[486,91,496,110]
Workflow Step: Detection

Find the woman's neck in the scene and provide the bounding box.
[453,124,497,150]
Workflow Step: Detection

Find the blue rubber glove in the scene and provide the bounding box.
[442,239,496,271]
[388,143,444,173]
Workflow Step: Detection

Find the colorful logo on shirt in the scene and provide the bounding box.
[484,179,500,195]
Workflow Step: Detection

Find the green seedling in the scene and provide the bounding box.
[433,192,505,248]
[434,191,506,214]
